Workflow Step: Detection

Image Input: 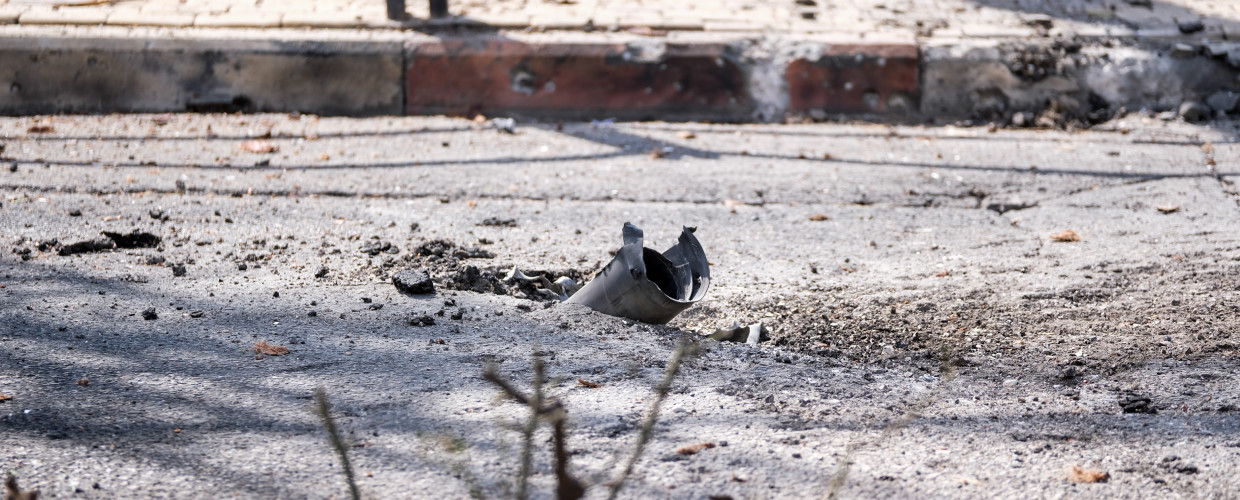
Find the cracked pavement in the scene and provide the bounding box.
[2,114,1239,499]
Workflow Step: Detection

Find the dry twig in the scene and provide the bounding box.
[5,474,38,500]
[551,408,585,500]
[483,357,584,500]
[517,357,545,500]
[314,388,361,500]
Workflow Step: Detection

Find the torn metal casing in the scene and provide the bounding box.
[708,321,769,344]
[503,267,581,301]
[566,222,710,324]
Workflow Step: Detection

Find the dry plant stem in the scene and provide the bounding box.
[483,362,583,500]
[607,338,691,500]
[483,367,533,406]
[551,409,586,500]
[483,367,564,416]
[483,361,583,499]
[314,388,361,500]
[6,474,39,500]
[517,357,545,500]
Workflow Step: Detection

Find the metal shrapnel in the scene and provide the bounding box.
[566,223,710,324]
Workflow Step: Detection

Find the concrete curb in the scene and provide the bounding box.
[405,35,753,121]
[0,28,406,116]
[1,26,1238,122]
[921,38,1240,125]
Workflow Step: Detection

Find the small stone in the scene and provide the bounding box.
[308,310,318,317]
[146,255,166,265]
[1206,91,1240,114]
[478,217,518,227]
[273,291,280,298]
[1059,365,1081,379]
[489,117,516,134]
[1177,19,1204,34]
[1227,48,1240,69]
[314,266,330,278]
[1023,14,1053,29]
[408,314,436,327]
[189,310,204,318]
[393,269,435,295]
[1119,394,1156,414]
[1011,111,1033,128]
[68,209,82,217]
[238,263,248,271]
[171,265,187,277]
[1204,42,1230,57]
[149,209,164,220]
[1178,101,1211,122]
[361,297,372,303]
[142,308,158,320]
[1172,463,1199,474]
[369,303,383,311]
[1169,43,1196,58]
[360,240,395,256]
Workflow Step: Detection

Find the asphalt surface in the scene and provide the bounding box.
[2,114,1239,499]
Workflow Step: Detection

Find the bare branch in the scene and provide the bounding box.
[483,365,532,406]
[550,408,585,500]
[516,356,546,500]
[484,364,565,415]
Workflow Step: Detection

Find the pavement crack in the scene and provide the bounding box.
[1207,168,1240,211]
[0,183,709,206]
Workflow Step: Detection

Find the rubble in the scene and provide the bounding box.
[708,321,769,344]
[504,267,581,301]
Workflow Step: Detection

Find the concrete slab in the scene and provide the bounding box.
[1,114,1238,499]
